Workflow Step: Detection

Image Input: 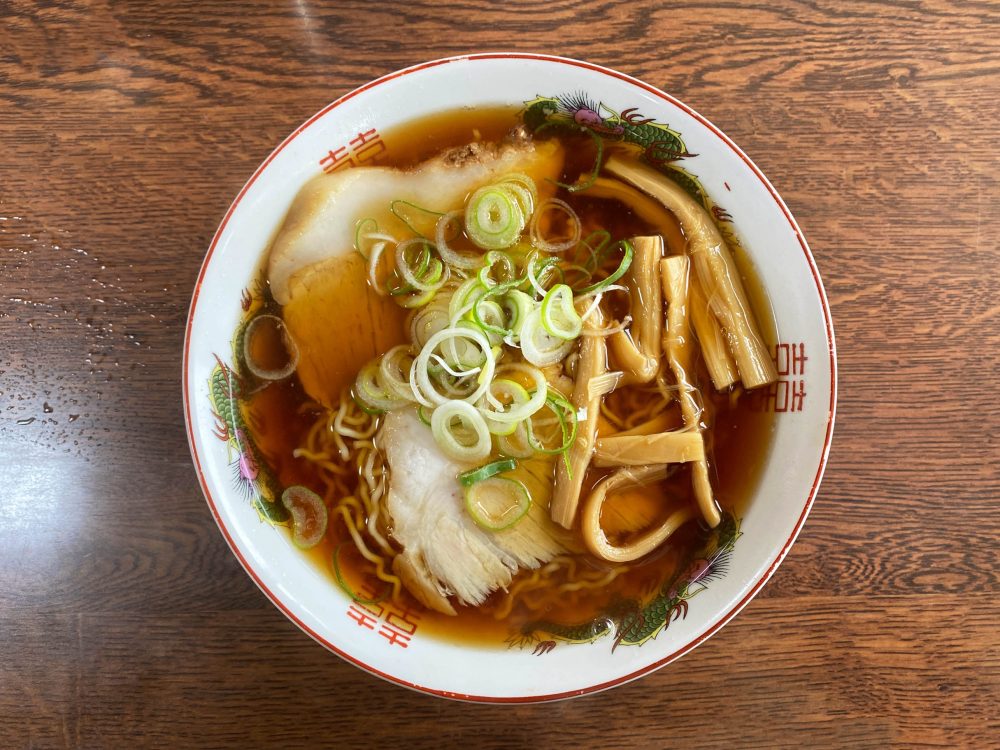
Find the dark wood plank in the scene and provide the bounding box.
[1,0,998,747]
[2,596,994,748]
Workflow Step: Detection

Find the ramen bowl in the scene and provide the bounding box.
[183,53,836,702]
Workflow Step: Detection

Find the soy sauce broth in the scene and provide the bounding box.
[241,107,777,647]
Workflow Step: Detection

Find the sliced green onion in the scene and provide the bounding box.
[378,345,416,402]
[480,364,548,425]
[540,284,583,340]
[432,372,480,401]
[242,313,300,381]
[518,306,575,366]
[501,289,534,338]
[458,457,518,487]
[399,283,445,309]
[354,217,380,259]
[353,398,383,417]
[448,276,486,323]
[431,400,492,463]
[484,378,531,410]
[436,210,484,269]
[559,263,593,290]
[577,240,635,294]
[366,240,390,296]
[472,297,509,341]
[281,486,328,549]
[407,355,435,408]
[498,422,534,459]
[479,378,531,435]
[332,542,390,604]
[466,185,526,250]
[396,239,446,293]
[391,199,444,237]
[355,359,410,412]
[529,198,582,253]
[499,172,539,195]
[527,393,578,455]
[525,251,561,296]
[387,279,413,297]
[463,477,531,531]
[451,319,496,367]
[430,353,481,380]
[410,294,453,347]
[478,250,518,288]
[498,173,538,217]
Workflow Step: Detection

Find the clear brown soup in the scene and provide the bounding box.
[242,107,777,647]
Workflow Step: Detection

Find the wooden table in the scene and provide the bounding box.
[2,2,997,747]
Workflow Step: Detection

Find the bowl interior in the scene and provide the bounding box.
[184,54,835,702]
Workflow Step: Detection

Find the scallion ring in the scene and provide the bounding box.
[431,400,492,463]
[448,276,486,324]
[366,240,390,296]
[378,345,417,402]
[355,359,410,412]
[354,217,379,259]
[525,251,561,296]
[576,239,635,294]
[458,457,518,487]
[518,307,575,367]
[465,185,526,250]
[501,289,534,338]
[529,197,582,253]
[478,377,537,435]
[480,364,548,425]
[332,542,390,604]
[498,172,538,216]
[540,283,583,340]
[395,239,446,293]
[436,210,483,269]
[463,477,531,531]
[526,393,579,455]
[414,326,496,405]
[498,422,534,459]
[281,486,328,549]
[478,250,518,288]
[390,199,444,238]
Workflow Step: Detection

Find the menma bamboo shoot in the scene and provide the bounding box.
[605,156,777,389]
[608,236,662,385]
[586,176,742,390]
[660,255,721,528]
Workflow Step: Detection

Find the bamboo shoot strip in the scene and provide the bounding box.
[581,464,695,562]
[605,156,777,389]
[586,177,742,390]
[608,236,663,385]
[689,273,740,389]
[551,307,608,529]
[606,411,677,438]
[586,178,685,254]
[660,255,721,528]
[593,431,705,467]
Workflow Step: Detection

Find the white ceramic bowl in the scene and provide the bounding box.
[184,53,836,702]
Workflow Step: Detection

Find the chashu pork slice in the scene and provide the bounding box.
[268,134,565,306]
[376,408,565,615]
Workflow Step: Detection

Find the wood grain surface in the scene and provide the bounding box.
[2,1,998,747]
